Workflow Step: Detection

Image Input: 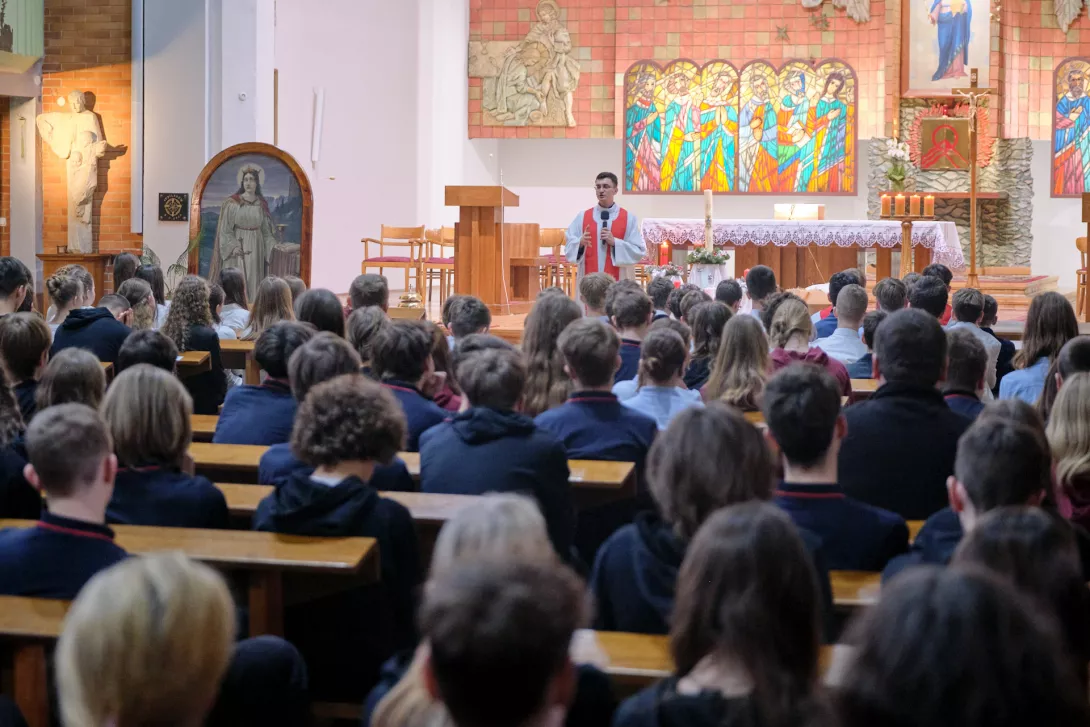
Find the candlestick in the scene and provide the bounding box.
[880,195,891,218]
[704,189,714,252]
[894,194,906,216]
[924,195,935,217]
[909,194,921,217]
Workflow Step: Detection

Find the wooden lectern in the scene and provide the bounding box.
[445,186,539,315]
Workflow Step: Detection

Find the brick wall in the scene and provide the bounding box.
[41,0,138,255]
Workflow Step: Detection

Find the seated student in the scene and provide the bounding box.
[647,276,673,321]
[373,320,448,451]
[349,273,390,314]
[744,264,777,324]
[1048,373,1090,530]
[241,276,295,341]
[521,293,583,417]
[440,294,465,350]
[45,267,84,335]
[1039,335,1090,421]
[161,275,226,415]
[683,301,731,390]
[592,403,835,635]
[677,288,711,324]
[765,365,909,571]
[981,294,1015,393]
[902,270,922,291]
[116,277,157,331]
[0,404,126,599]
[813,268,863,337]
[101,365,228,529]
[217,266,251,332]
[881,415,1052,581]
[714,278,744,313]
[815,283,869,365]
[214,322,314,446]
[254,373,420,698]
[0,312,50,422]
[846,309,886,379]
[614,317,692,402]
[295,287,346,337]
[947,287,999,399]
[421,347,574,559]
[135,264,170,328]
[579,272,614,320]
[614,504,830,727]
[922,262,954,324]
[873,276,908,313]
[1000,291,1079,404]
[51,281,131,363]
[768,297,851,396]
[425,321,463,412]
[449,295,491,345]
[347,305,389,378]
[666,283,700,320]
[99,293,133,326]
[621,328,702,430]
[420,560,585,727]
[703,314,768,410]
[115,329,178,375]
[36,348,107,410]
[839,309,972,519]
[943,328,988,420]
[0,257,30,317]
[908,274,949,321]
[207,284,238,341]
[0,368,39,519]
[609,289,653,383]
[283,274,307,302]
[111,251,140,290]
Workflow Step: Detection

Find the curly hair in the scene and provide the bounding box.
[291,373,406,466]
[116,278,156,331]
[0,365,24,448]
[521,293,582,416]
[161,276,212,352]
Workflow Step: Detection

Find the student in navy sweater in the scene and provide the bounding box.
[845,309,886,379]
[0,312,50,422]
[764,364,909,571]
[214,321,314,445]
[258,332,414,492]
[161,275,226,415]
[373,320,448,451]
[0,368,38,520]
[943,328,988,420]
[254,373,420,698]
[51,304,132,363]
[421,344,574,560]
[114,329,178,375]
[0,404,127,599]
[101,365,228,529]
[535,317,658,561]
[608,288,652,384]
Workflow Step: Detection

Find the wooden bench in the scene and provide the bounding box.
[0,520,378,639]
[830,570,881,608]
[98,361,113,382]
[850,378,878,400]
[0,596,67,727]
[192,414,218,442]
[176,350,211,378]
[219,339,260,385]
[908,520,923,543]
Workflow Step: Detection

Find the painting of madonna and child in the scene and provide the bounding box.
[192,145,311,293]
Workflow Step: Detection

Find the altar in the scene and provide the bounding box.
[642,219,965,289]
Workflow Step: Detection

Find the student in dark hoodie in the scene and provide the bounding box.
[50,285,132,364]
[943,328,988,420]
[613,503,832,727]
[765,364,909,571]
[253,373,421,699]
[214,321,314,445]
[768,297,850,396]
[257,332,415,492]
[609,288,653,384]
[845,309,885,379]
[373,320,449,451]
[0,312,50,421]
[0,256,29,317]
[420,344,574,560]
[101,365,229,529]
[535,317,658,562]
[981,294,1015,395]
[0,366,40,519]
[160,275,226,415]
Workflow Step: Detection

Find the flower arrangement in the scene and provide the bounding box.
[884,138,911,191]
[650,262,683,278]
[687,248,731,265]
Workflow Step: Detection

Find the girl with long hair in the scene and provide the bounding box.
[135,264,168,327]
[1000,291,1079,404]
[684,301,732,390]
[0,365,38,519]
[1047,373,1090,530]
[242,276,294,341]
[521,292,583,417]
[116,278,157,332]
[161,275,226,414]
[622,327,702,430]
[768,297,850,396]
[217,266,251,332]
[704,314,770,411]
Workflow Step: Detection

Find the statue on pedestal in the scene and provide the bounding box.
[36,90,108,253]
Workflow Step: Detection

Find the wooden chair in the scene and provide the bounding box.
[538,228,575,296]
[1077,236,1087,321]
[421,227,455,305]
[360,225,425,292]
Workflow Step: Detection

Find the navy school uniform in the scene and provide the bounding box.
[253,470,421,699]
[179,324,227,415]
[213,378,297,446]
[814,311,839,339]
[50,307,131,363]
[381,379,448,452]
[616,339,641,384]
[944,389,986,420]
[614,678,768,727]
[107,466,229,530]
[12,380,36,423]
[845,352,873,379]
[0,511,127,599]
[0,438,43,520]
[982,325,1016,396]
[257,443,415,492]
[420,407,574,560]
[535,391,658,562]
[775,482,909,571]
[682,356,712,391]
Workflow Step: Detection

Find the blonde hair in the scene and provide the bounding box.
[116,278,156,331]
[246,276,295,341]
[55,264,94,304]
[35,348,106,410]
[768,298,813,349]
[705,314,769,411]
[162,275,212,351]
[372,494,556,727]
[55,553,235,727]
[45,269,83,316]
[101,364,193,468]
[1047,372,1090,502]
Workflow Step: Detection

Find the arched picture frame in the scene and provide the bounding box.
[189,142,313,292]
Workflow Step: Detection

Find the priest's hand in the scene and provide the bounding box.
[601,228,615,247]
[580,227,592,246]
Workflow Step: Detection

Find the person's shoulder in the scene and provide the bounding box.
[534,403,571,427]
[614,679,680,727]
[419,420,455,451]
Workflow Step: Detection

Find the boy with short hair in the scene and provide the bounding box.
[421,561,585,727]
[766,365,908,571]
[815,283,869,364]
[744,265,777,322]
[98,294,132,325]
[873,277,908,313]
[678,289,711,323]
[666,283,700,320]
[0,257,29,317]
[908,275,949,320]
[946,287,999,400]
[647,277,673,321]
[115,330,178,375]
[254,373,420,698]
[813,269,863,337]
[579,272,614,320]
[922,263,954,324]
[981,294,1015,395]
[372,320,448,451]
[0,312,51,421]
[943,328,988,420]
[348,273,389,312]
[846,310,886,379]
[449,296,491,341]
[52,284,132,363]
[609,289,653,383]
[420,347,574,559]
[214,322,315,445]
[714,279,743,312]
[0,403,126,599]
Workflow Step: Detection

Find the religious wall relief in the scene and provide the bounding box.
[469,0,581,127]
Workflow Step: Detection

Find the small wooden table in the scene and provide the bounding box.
[176,350,211,378]
[219,339,260,385]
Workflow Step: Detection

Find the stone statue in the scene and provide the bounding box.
[36,90,108,253]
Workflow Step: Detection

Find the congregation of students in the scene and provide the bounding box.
[3,246,1090,727]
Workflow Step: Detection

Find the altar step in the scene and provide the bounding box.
[864,267,1062,315]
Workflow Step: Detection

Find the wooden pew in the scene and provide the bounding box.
[908,520,923,543]
[219,339,260,385]
[0,520,378,639]
[0,596,67,727]
[98,361,113,383]
[192,414,218,442]
[831,570,880,608]
[176,350,211,378]
[850,378,878,401]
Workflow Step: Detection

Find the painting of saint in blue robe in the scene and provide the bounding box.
[1053,65,1090,196]
[929,0,972,82]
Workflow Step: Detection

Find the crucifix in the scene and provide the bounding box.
[952,68,995,289]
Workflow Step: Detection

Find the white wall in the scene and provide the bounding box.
[9,96,41,282]
[1031,139,1084,291]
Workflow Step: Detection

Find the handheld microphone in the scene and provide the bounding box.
[600,210,610,229]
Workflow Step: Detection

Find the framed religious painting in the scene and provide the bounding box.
[902,0,991,97]
[1052,58,1090,197]
[188,142,313,291]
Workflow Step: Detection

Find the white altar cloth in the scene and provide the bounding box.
[641,218,965,271]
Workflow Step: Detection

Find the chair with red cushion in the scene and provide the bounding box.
[422,227,455,305]
[360,225,424,292]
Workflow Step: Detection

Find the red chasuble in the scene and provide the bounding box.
[581,207,628,280]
